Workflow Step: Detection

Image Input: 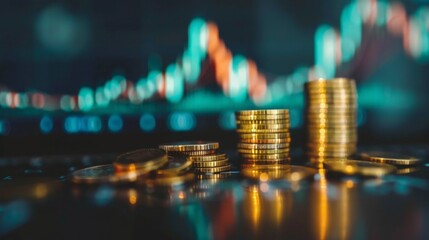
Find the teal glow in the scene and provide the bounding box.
[229,55,248,102]
[85,116,102,133]
[188,18,207,59]
[183,18,207,84]
[357,108,366,126]
[108,115,123,132]
[17,94,29,108]
[291,67,310,91]
[375,1,389,27]
[358,83,416,109]
[289,108,302,128]
[168,112,196,131]
[95,87,109,107]
[315,25,337,78]
[94,186,114,207]
[110,75,125,99]
[60,95,73,111]
[182,48,201,84]
[64,116,79,133]
[411,8,429,61]
[341,2,362,62]
[139,113,156,132]
[165,63,184,103]
[64,116,102,133]
[40,116,53,133]
[0,91,7,107]
[0,120,5,134]
[147,71,162,96]
[78,87,94,112]
[218,111,236,130]
[136,78,147,99]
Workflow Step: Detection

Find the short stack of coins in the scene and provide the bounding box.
[235,109,291,167]
[159,141,231,173]
[304,78,357,165]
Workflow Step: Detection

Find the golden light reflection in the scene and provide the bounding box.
[178,191,186,200]
[259,173,269,182]
[312,169,355,240]
[243,185,293,231]
[128,188,138,205]
[34,183,48,199]
[317,169,328,240]
[250,186,261,228]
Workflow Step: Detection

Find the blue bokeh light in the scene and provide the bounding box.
[140,114,156,132]
[40,116,53,133]
[108,115,123,132]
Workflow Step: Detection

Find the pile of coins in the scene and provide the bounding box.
[305,78,357,165]
[159,141,231,173]
[71,148,194,184]
[235,109,291,167]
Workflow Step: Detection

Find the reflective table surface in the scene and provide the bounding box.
[2,145,429,239]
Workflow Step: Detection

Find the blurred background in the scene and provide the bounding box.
[0,0,428,156]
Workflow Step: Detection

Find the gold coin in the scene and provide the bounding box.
[114,148,169,172]
[237,123,290,130]
[236,119,290,125]
[306,118,356,124]
[159,141,219,152]
[238,143,289,150]
[305,78,356,86]
[307,142,357,148]
[156,156,193,176]
[182,150,217,156]
[194,164,231,173]
[237,128,289,134]
[241,162,289,168]
[139,173,195,186]
[360,151,421,166]
[307,146,356,152]
[196,172,233,180]
[307,151,353,158]
[193,158,229,168]
[306,93,356,98]
[323,160,396,177]
[396,167,420,174]
[241,165,315,181]
[72,164,154,184]
[240,153,290,160]
[236,114,289,121]
[238,148,289,155]
[239,132,290,139]
[236,109,289,115]
[188,153,227,162]
[242,158,290,165]
[305,90,356,96]
[306,122,356,128]
[239,137,291,144]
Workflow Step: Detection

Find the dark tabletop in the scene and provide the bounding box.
[1,145,429,240]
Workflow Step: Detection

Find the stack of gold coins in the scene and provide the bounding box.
[235,109,291,167]
[305,78,357,165]
[189,153,231,174]
[159,141,219,156]
[159,141,231,173]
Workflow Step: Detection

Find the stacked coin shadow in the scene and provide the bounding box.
[159,141,231,174]
[304,78,357,165]
[235,109,291,168]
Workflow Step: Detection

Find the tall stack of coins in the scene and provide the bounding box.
[235,109,291,167]
[159,141,231,173]
[305,78,357,165]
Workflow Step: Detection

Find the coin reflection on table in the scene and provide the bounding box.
[311,169,357,240]
[242,184,293,231]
